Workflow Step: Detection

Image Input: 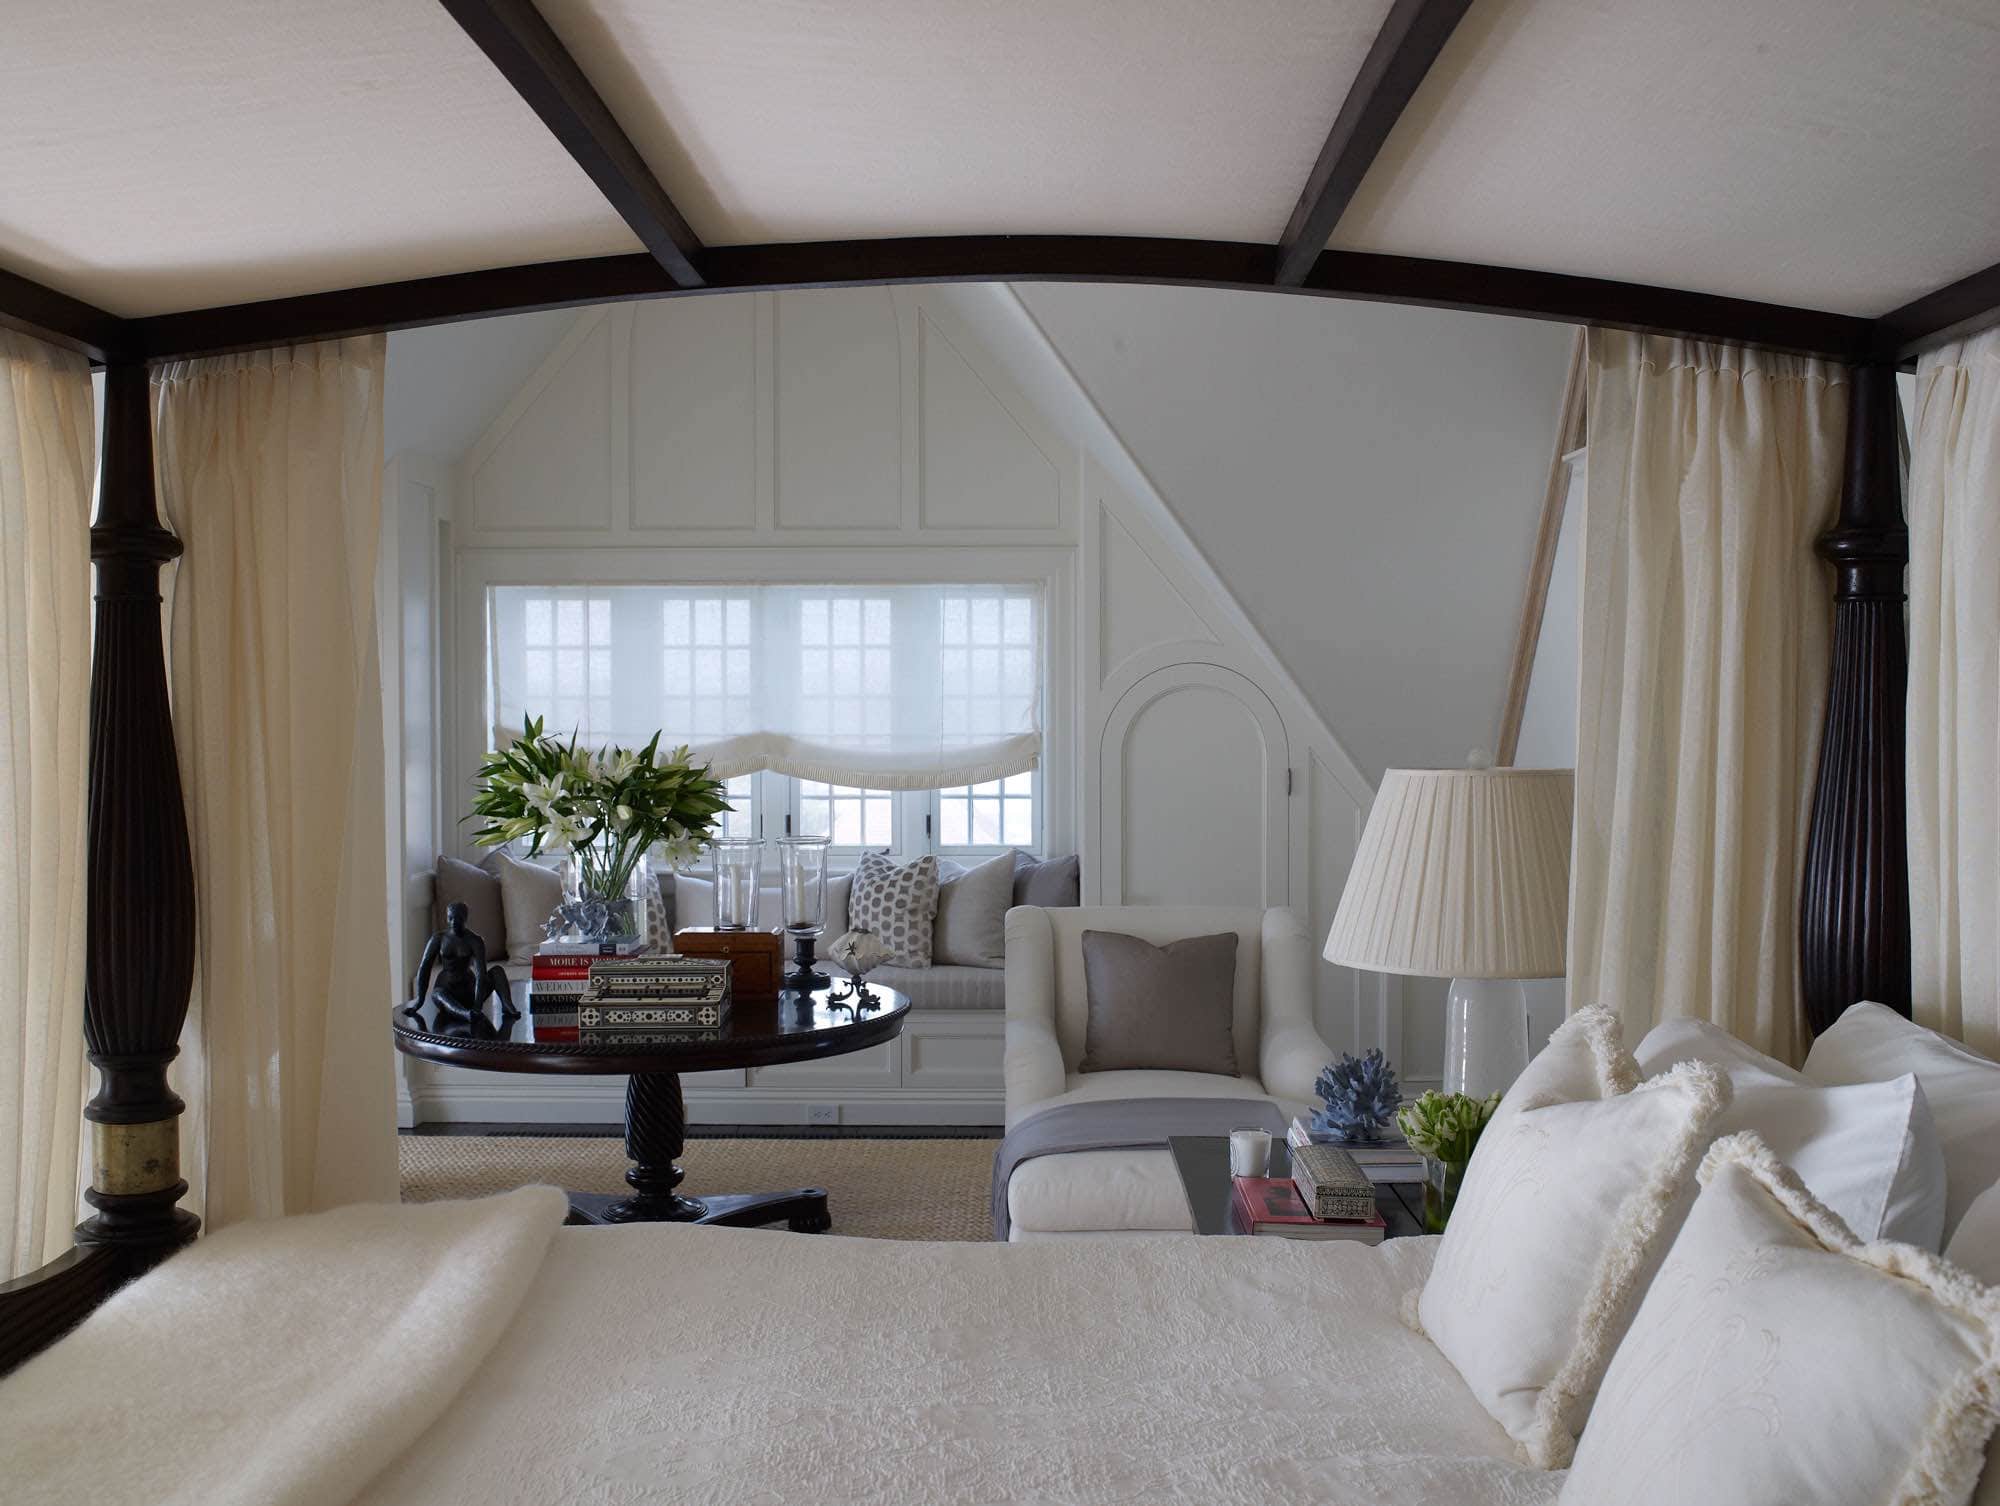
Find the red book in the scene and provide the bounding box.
[531,957,596,978]
[1230,1176,1386,1243]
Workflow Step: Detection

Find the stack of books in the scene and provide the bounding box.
[576,955,732,1043]
[1287,1115,1426,1185]
[1229,1174,1385,1244]
[526,937,649,1040]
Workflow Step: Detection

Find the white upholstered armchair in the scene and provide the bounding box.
[1000,905,1333,1239]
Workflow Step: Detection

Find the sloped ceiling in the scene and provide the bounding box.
[383,307,580,462]
[1015,282,1573,781]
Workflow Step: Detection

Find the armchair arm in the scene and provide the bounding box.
[1258,907,1334,1107]
[1003,907,1067,1123]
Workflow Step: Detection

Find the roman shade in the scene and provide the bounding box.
[488,582,1042,789]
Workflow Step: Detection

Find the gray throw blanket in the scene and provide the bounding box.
[990,1096,1286,1240]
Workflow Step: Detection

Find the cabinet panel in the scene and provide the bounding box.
[902,1017,1005,1090]
[750,1041,900,1090]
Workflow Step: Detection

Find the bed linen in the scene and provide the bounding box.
[0,1186,567,1506]
[356,1222,1559,1506]
[3,1189,1561,1506]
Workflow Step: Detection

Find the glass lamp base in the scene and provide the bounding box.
[1442,977,1530,1100]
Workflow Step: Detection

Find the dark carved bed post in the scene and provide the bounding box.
[77,360,201,1257]
[1800,362,1912,1035]
[0,361,197,1375]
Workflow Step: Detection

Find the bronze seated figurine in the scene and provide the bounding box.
[409,901,519,1038]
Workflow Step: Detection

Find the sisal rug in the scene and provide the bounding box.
[400,1134,995,1241]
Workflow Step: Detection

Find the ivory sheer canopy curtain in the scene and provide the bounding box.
[1908,328,2000,1057]
[1571,331,1845,1065]
[488,583,1043,788]
[0,331,93,1276]
[155,336,397,1228]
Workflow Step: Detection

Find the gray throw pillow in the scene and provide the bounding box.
[1013,850,1080,908]
[434,855,507,960]
[932,850,1015,968]
[1078,929,1239,1076]
[847,853,941,967]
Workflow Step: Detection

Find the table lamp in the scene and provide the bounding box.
[1323,766,1573,1099]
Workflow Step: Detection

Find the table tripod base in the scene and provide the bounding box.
[564,1187,830,1231]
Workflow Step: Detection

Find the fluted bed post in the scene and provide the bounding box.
[1800,363,1911,1036]
[76,361,199,1257]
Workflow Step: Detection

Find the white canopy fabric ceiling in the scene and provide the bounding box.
[1,0,1995,322]
[1332,0,2000,314]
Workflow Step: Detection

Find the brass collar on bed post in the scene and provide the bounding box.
[75,361,200,1258]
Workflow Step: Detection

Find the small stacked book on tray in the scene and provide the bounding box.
[1287,1115,1426,1185]
[1232,1144,1386,1244]
[529,939,733,1043]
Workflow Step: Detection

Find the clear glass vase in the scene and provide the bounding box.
[556,841,650,944]
[1422,1155,1465,1234]
[710,838,764,931]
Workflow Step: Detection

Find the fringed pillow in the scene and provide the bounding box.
[1562,1134,2000,1506]
[1415,1006,1732,1467]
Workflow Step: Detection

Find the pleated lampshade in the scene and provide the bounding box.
[1324,768,1574,979]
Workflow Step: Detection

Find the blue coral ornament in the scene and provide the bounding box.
[1311,1049,1404,1144]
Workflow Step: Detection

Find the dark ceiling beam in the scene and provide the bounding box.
[0,267,130,364]
[1274,0,1474,288]
[1876,257,2000,363]
[127,236,1875,364]
[1302,251,1875,360]
[130,255,673,360]
[436,0,706,288]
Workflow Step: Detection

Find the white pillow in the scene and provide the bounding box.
[489,851,561,963]
[1805,1001,2000,1238]
[1949,1183,2000,1287]
[1417,1007,1732,1468]
[1637,1016,1948,1248]
[1562,1133,2000,1506]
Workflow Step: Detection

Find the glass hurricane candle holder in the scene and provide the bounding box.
[709,838,764,931]
[778,835,832,990]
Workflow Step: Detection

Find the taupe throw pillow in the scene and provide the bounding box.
[932,850,1015,968]
[1012,850,1080,907]
[1078,930,1239,1075]
[434,856,506,960]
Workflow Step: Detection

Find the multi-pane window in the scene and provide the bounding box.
[797,781,896,847]
[521,593,612,736]
[799,594,893,748]
[936,587,1040,850]
[939,772,1036,848]
[490,582,1040,857]
[663,595,756,839]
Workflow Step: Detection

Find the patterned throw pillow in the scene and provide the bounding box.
[846,853,941,967]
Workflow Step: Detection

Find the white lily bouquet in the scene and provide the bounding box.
[470,715,731,943]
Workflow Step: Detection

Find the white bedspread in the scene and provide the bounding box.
[5,1193,1562,1506]
[0,1186,567,1506]
[354,1224,1562,1506]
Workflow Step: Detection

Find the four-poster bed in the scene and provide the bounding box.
[2,0,1997,1451]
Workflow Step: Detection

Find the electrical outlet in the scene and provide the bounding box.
[807,1103,838,1126]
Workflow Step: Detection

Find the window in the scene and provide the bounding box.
[935,587,1041,851]
[488,582,1043,856]
[663,595,757,840]
[520,592,611,737]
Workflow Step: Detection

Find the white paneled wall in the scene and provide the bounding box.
[390,285,1396,1123]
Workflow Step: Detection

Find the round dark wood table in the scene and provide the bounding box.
[393,984,910,1231]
